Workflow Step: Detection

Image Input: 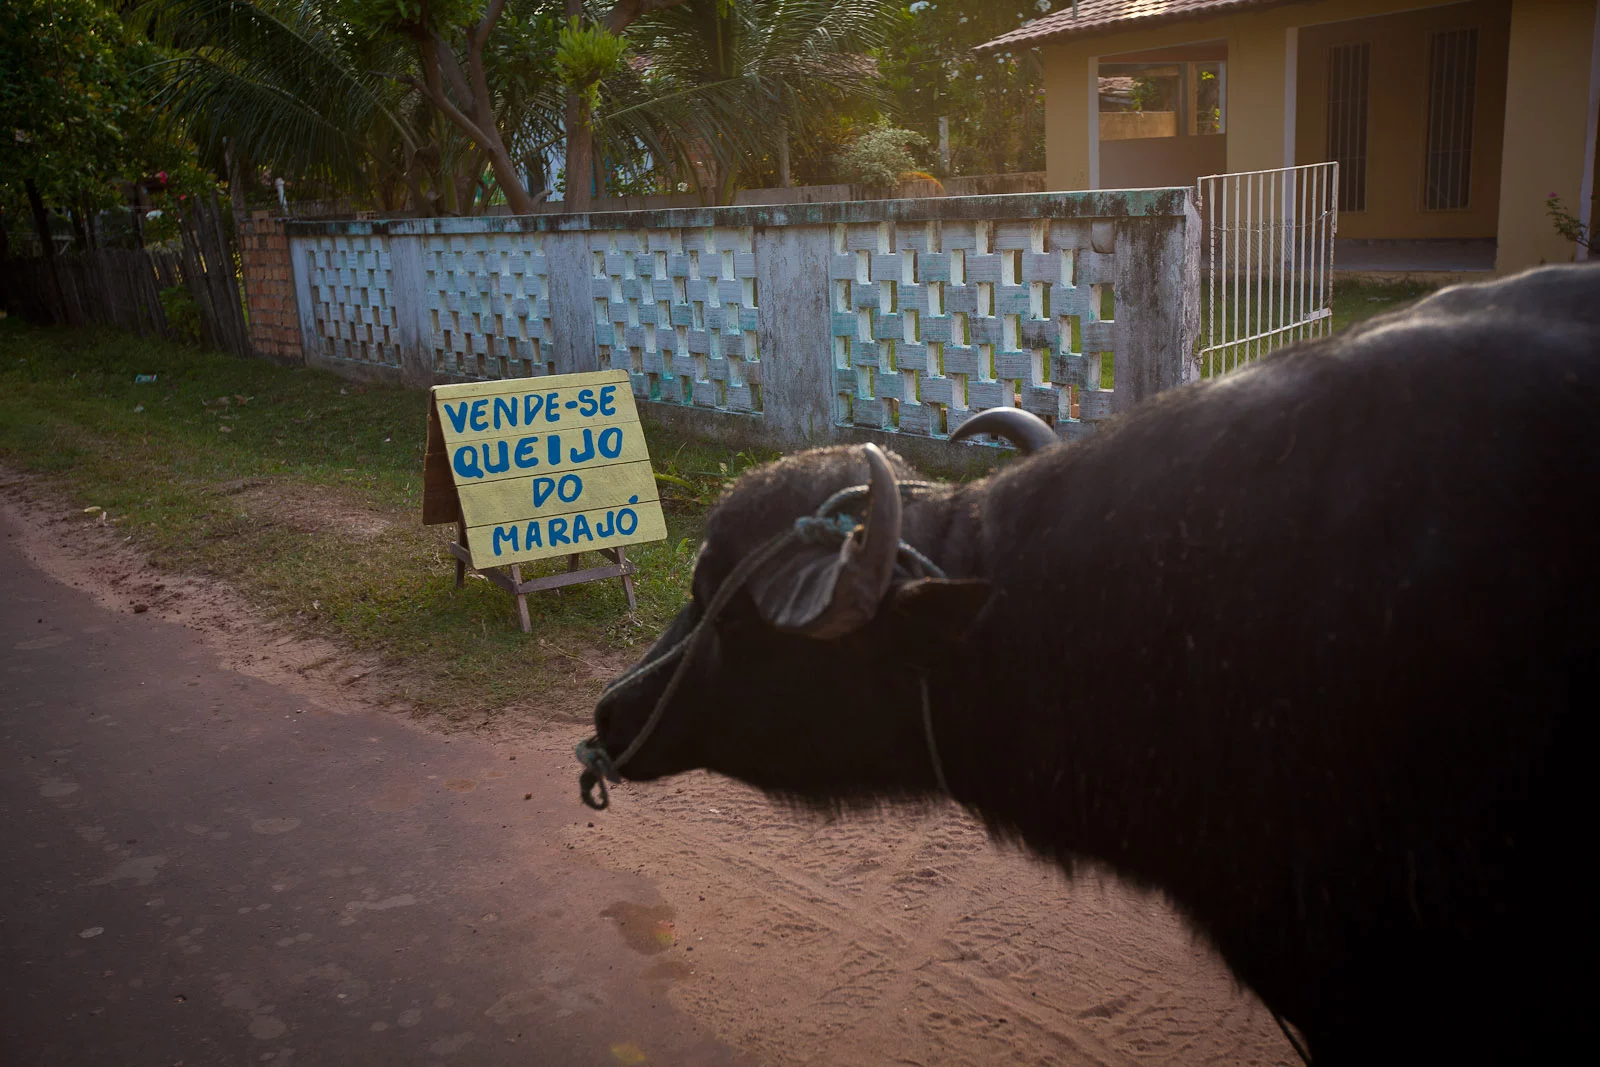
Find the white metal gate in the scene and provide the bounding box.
[1196,162,1339,377]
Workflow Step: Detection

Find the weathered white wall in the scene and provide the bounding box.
[287,190,1199,452]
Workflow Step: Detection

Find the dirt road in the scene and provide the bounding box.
[1,500,1296,1066]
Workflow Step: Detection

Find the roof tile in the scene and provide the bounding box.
[978,0,1298,52]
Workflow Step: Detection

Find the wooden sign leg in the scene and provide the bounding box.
[616,547,638,612]
[508,563,532,633]
[454,519,467,588]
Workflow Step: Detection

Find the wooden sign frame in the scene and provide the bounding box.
[422,370,663,633]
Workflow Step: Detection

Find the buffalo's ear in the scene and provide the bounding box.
[889,577,993,642]
[748,444,904,640]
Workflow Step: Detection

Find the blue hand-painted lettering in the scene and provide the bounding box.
[569,428,596,464]
[469,398,489,432]
[443,401,470,434]
[482,439,510,474]
[514,437,539,468]
[453,445,484,479]
[491,525,519,555]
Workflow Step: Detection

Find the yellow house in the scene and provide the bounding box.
[980,0,1600,274]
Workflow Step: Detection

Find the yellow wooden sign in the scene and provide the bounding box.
[423,370,666,569]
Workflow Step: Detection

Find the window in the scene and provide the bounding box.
[1424,28,1479,210]
[1326,42,1370,212]
[1097,60,1226,141]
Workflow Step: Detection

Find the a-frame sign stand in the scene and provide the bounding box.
[446,520,637,634]
[422,370,664,633]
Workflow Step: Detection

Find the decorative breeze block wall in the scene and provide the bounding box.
[829,218,1114,439]
[589,227,761,412]
[286,189,1198,452]
[303,234,401,369]
[422,233,553,379]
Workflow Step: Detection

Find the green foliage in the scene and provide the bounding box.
[0,0,199,213]
[342,0,480,33]
[836,122,929,189]
[877,0,1048,177]
[554,17,628,110]
[623,0,894,199]
[1546,194,1598,254]
[1130,76,1162,113]
[159,284,201,344]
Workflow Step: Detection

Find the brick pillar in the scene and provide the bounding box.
[237,211,305,364]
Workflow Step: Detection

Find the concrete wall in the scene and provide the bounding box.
[1296,0,1511,240]
[1101,111,1180,140]
[1496,0,1600,270]
[284,190,1201,454]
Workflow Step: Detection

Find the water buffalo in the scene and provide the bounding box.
[582,262,1598,1063]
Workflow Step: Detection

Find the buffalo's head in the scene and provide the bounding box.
[585,409,1057,806]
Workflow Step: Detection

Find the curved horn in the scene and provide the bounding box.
[850,442,905,605]
[950,407,1059,455]
[751,443,904,639]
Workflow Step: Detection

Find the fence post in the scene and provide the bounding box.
[387,233,432,386]
[544,227,598,375]
[753,223,835,444]
[1112,194,1201,410]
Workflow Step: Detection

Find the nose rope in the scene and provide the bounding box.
[576,480,945,810]
[919,674,952,797]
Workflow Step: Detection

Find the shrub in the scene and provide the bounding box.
[159,284,201,345]
[837,123,931,191]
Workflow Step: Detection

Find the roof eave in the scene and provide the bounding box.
[973,0,1300,54]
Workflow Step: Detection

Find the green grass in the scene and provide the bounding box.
[1197,277,1439,377]
[0,318,776,721]
[0,278,1438,720]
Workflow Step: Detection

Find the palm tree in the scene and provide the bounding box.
[135,0,436,209]
[626,0,893,202]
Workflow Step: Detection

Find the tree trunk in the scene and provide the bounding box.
[68,202,89,253]
[564,91,594,213]
[478,134,539,215]
[778,126,791,188]
[24,179,65,322]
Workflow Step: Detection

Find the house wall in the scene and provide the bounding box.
[1043,0,1458,190]
[1102,134,1228,189]
[1496,0,1600,270]
[1037,0,1598,271]
[1295,0,1511,240]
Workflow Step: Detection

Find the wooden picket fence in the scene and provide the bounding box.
[0,195,253,359]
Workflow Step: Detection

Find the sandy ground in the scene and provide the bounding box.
[0,472,1297,1066]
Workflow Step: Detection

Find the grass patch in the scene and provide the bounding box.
[0,319,775,720]
[1197,276,1440,376]
[0,277,1437,718]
